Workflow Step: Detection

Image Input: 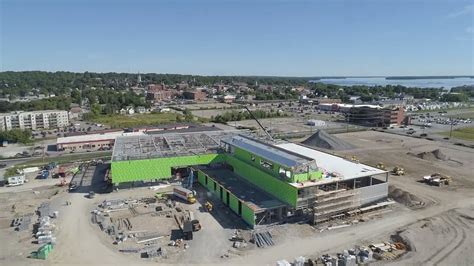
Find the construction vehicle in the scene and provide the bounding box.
[205,201,213,212]
[376,162,387,171]
[351,156,360,163]
[392,166,405,176]
[423,173,452,186]
[173,186,196,204]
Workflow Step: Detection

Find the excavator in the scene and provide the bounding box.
[392,166,405,176]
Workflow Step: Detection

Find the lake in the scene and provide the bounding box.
[311,77,474,89]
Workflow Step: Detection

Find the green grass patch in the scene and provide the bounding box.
[25,152,112,166]
[86,113,180,128]
[439,127,474,141]
[446,112,474,119]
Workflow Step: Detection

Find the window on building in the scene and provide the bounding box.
[279,168,292,179]
[260,159,273,170]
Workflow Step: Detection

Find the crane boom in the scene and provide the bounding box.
[243,106,274,141]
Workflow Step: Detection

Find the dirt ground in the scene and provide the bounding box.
[1,130,473,265]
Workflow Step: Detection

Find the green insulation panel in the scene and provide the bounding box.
[232,146,322,184]
[225,155,298,207]
[233,146,281,176]
[229,193,239,214]
[112,154,225,184]
[241,204,255,226]
[293,170,323,183]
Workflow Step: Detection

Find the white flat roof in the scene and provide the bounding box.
[57,131,144,145]
[276,143,387,186]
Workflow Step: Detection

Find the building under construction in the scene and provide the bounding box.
[111,130,388,227]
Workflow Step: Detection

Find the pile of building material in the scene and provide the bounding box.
[37,202,51,218]
[11,213,34,231]
[281,238,407,265]
[251,230,274,248]
[31,243,54,260]
[34,201,59,247]
[301,130,354,150]
[142,246,163,258]
[36,216,56,244]
[276,256,307,266]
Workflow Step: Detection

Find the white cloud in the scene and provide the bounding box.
[447,4,474,18]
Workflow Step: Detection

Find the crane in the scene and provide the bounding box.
[242,106,274,141]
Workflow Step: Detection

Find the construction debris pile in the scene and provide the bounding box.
[277,241,407,266]
[91,194,201,260]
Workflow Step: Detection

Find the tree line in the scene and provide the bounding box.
[211,109,286,123]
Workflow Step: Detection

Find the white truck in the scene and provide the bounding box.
[173,187,196,204]
[7,175,27,187]
[16,167,40,175]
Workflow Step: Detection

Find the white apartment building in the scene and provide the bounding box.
[0,110,69,131]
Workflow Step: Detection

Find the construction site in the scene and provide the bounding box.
[0,125,473,265]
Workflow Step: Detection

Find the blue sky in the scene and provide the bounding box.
[1,0,473,76]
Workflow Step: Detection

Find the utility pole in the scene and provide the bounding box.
[449,120,454,138]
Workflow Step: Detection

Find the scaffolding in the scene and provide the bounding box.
[312,188,360,224]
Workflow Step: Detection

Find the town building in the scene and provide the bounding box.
[56,131,144,151]
[135,106,147,114]
[68,107,83,120]
[0,110,69,131]
[146,83,174,102]
[183,90,207,101]
[219,94,236,103]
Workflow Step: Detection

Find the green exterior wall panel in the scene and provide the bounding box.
[111,153,225,184]
[197,171,206,185]
[229,194,239,214]
[293,170,323,183]
[241,204,255,226]
[225,155,298,207]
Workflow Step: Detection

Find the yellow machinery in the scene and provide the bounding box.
[205,201,213,212]
[392,166,405,176]
[376,162,387,171]
[350,156,360,163]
